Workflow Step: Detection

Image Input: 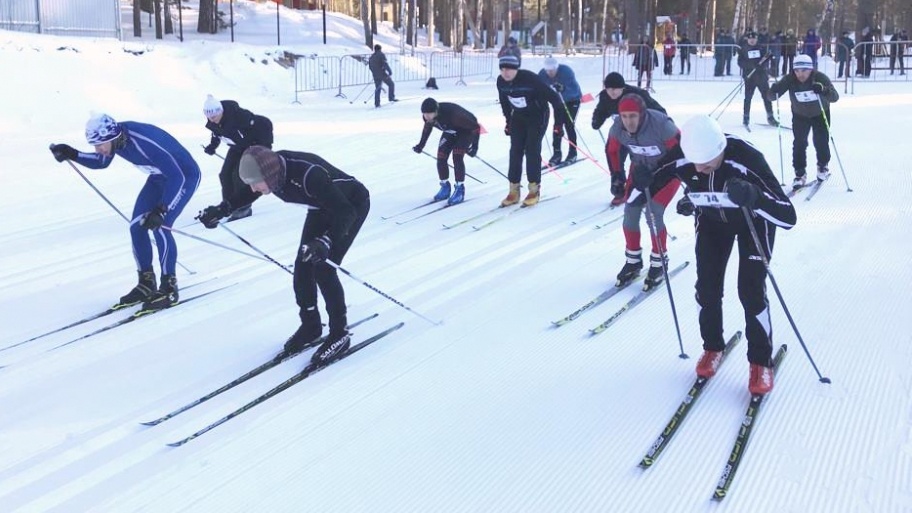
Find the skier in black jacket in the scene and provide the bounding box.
[653,115,796,395]
[496,54,566,207]
[738,31,778,127]
[197,146,371,366]
[368,44,397,108]
[202,95,274,221]
[412,98,481,205]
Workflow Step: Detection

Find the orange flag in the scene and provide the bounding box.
[581,93,595,103]
[478,124,488,134]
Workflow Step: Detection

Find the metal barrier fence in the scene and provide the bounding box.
[293,50,497,101]
[0,0,121,38]
[848,41,910,92]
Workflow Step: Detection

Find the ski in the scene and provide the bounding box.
[381,199,441,220]
[551,277,644,328]
[570,203,619,225]
[140,313,379,427]
[804,179,827,201]
[442,204,507,230]
[594,212,625,230]
[753,123,792,130]
[471,196,560,231]
[786,182,814,198]
[541,158,582,172]
[639,331,743,468]
[2,278,216,353]
[588,261,690,336]
[167,322,405,447]
[396,198,471,225]
[712,344,788,501]
[50,284,236,351]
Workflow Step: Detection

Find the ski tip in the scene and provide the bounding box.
[638,458,654,469]
[166,440,187,448]
[712,489,727,501]
[139,420,160,427]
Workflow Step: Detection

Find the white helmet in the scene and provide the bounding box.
[85,113,122,145]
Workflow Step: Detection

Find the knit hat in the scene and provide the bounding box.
[499,54,520,70]
[420,97,438,113]
[793,54,814,70]
[238,146,285,192]
[603,72,625,89]
[618,93,645,116]
[680,116,727,164]
[543,56,558,71]
[203,94,223,117]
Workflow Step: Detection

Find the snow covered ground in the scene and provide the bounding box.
[1,3,911,512]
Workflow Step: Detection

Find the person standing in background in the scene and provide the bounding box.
[538,56,583,166]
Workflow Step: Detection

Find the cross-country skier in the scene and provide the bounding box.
[412,97,481,206]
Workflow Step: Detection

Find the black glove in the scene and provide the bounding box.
[676,195,695,216]
[204,137,219,155]
[610,174,626,197]
[300,235,331,263]
[467,143,478,158]
[504,123,511,136]
[196,202,231,229]
[812,82,827,95]
[552,83,565,92]
[140,205,167,230]
[412,144,423,154]
[726,178,761,208]
[50,144,78,162]
[553,124,564,137]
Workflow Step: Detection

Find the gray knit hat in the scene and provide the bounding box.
[239,146,285,192]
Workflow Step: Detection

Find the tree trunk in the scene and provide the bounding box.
[371,0,377,35]
[469,0,482,49]
[429,0,435,47]
[361,0,372,47]
[731,0,743,35]
[153,0,163,39]
[133,0,142,37]
[164,0,173,35]
[456,0,465,50]
[562,0,571,49]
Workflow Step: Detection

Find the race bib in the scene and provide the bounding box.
[795,90,819,102]
[688,192,738,208]
[134,164,161,175]
[747,49,761,59]
[508,96,528,109]
[627,144,662,157]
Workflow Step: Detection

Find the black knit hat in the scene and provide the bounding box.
[604,72,625,89]
[420,98,438,113]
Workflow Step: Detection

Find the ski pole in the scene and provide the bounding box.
[775,97,785,185]
[564,136,611,176]
[741,206,830,383]
[63,157,195,275]
[708,80,744,118]
[323,260,442,326]
[200,144,225,161]
[349,82,371,104]
[816,96,852,192]
[473,155,510,180]
[420,150,485,184]
[559,100,597,162]
[643,187,688,360]
[218,224,293,275]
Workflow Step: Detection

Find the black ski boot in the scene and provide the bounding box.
[311,331,351,365]
[548,151,563,166]
[565,148,578,163]
[117,271,157,309]
[615,250,643,287]
[141,274,179,312]
[283,315,323,356]
[643,253,667,291]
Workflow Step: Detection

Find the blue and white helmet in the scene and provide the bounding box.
[85,113,122,145]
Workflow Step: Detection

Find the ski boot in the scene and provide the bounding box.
[522,182,541,207]
[816,164,831,182]
[311,331,351,365]
[548,151,562,167]
[643,253,666,291]
[767,113,780,127]
[696,350,724,378]
[748,363,775,395]
[565,148,578,163]
[615,250,643,287]
[447,183,465,205]
[433,181,452,202]
[117,270,157,309]
[501,183,521,207]
[141,274,179,312]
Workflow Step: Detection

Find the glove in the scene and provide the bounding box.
[467,143,478,158]
[300,235,331,263]
[50,144,78,162]
[140,205,167,230]
[196,202,231,229]
[676,195,695,216]
[610,174,626,197]
[551,83,565,92]
[504,123,511,136]
[412,144,423,154]
[726,178,761,208]
[553,124,564,137]
[812,82,827,95]
[204,137,219,155]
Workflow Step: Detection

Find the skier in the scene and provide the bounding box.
[411,97,481,205]
[368,44,397,108]
[738,30,778,127]
[654,115,796,395]
[768,54,840,188]
[496,53,567,207]
[197,146,370,365]
[591,72,666,206]
[202,94,274,221]
[49,113,201,311]
[605,94,681,291]
[538,56,583,166]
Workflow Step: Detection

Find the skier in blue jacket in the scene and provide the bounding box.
[50,114,202,312]
[538,56,583,166]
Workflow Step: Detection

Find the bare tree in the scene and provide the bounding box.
[361,0,372,47]
[133,0,141,37]
[198,0,217,34]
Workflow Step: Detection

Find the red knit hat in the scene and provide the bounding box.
[618,93,645,115]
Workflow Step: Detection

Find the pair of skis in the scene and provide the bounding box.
[638,335,788,500]
[381,198,471,225]
[442,195,559,231]
[144,319,403,446]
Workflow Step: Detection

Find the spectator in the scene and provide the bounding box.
[678,32,694,74]
[662,34,676,75]
[803,28,821,68]
[836,31,855,78]
[889,29,907,75]
[368,44,397,108]
[781,29,798,74]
